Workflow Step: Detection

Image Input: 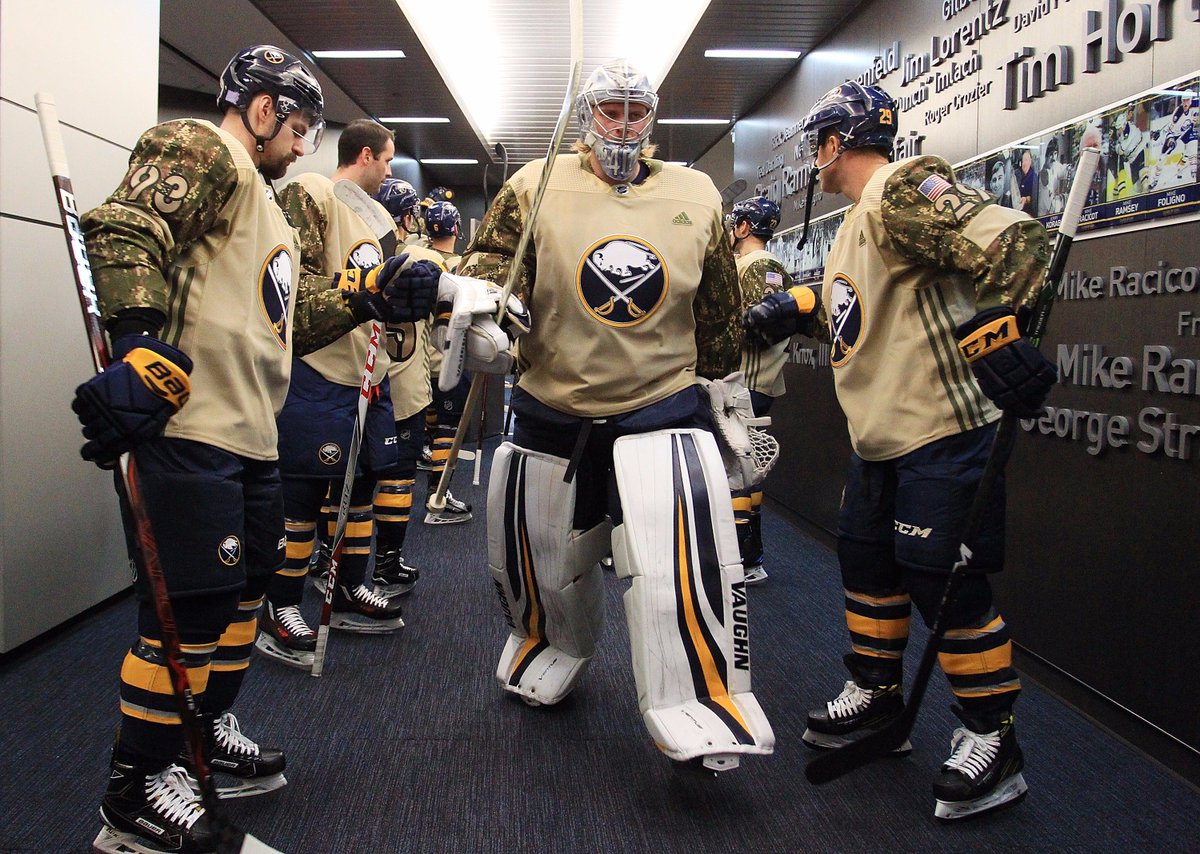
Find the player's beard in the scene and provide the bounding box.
[260,152,295,181]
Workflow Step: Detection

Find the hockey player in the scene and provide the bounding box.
[256,120,418,669]
[75,46,439,852]
[458,59,774,771]
[745,81,1054,818]
[1114,104,1149,197]
[366,177,453,593]
[726,195,794,584]
[1149,95,1198,189]
[421,199,474,525]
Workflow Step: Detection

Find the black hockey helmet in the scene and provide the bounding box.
[799,81,898,164]
[423,200,461,237]
[726,195,782,239]
[218,45,325,152]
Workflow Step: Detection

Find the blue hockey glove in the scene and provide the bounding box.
[72,335,193,468]
[743,286,820,349]
[955,306,1056,417]
[339,254,441,324]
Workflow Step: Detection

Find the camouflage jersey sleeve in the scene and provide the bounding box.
[738,256,793,312]
[880,155,1050,311]
[81,120,237,326]
[277,180,363,356]
[456,182,537,303]
[695,213,741,379]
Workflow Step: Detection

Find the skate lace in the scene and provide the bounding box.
[147,765,204,829]
[351,583,391,608]
[276,605,314,639]
[827,680,871,719]
[943,726,1000,780]
[444,491,468,512]
[214,712,261,758]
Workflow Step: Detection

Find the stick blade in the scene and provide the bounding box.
[720,178,748,208]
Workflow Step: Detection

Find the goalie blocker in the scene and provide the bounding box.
[488,431,774,771]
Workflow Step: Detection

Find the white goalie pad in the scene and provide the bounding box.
[433,274,529,391]
[699,372,780,491]
[612,429,775,769]
[487,442,612,706]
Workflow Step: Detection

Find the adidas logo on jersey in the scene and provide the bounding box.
[858,230,866,246]
[672,211,693,225]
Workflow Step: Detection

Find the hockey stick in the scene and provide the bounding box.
[805,146,1101,786]
[720,178,748,209]
[36,93,279,854]
[429,0,584,512]
[333,179,399,258]
[311,319,384,677]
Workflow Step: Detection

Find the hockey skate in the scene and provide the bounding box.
[373,549,420,597]
[94,760,214,854]
[803,654,912,755]
[743,563,768,585]
[331,582,404,632]
[309,540,332,594]
[424,489,472,525]
[933,707,1028,820]
[180,712,286,799]
[416,445,434,471]
[255,602,316,670]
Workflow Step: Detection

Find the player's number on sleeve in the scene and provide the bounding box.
[128,164,191,215]
[933,184,987,221]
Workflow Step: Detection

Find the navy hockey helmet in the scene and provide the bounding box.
[576,59,659,182]
[423,200,461,237]
[726,196,782,239]
[218,45,325,152]
[799,81,898,166]
[426,186,454,203]
[374,177,422,228]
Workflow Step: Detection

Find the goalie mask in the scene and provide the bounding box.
[576,59,658,182]
[219,45,325,154]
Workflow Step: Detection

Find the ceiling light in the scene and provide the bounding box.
[657,118,730,125]
[311,49,406,59]
[705,49,800,60]
[419,158,479,165]
[379,117,451,123]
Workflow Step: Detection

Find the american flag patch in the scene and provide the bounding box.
[766,271,783,287]
[917,174,954,201]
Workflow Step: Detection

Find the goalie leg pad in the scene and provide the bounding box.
[612,429,775,767]
[488,442,612,706]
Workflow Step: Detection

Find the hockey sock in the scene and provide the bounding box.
[937,611,1022,715]
[268,517,315,605]
[845,588,911,684]
[117,636,216,766]
[427,423,456,488]
[374,478,413,551]
[202,575,269,714]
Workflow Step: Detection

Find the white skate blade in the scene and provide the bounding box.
[374,580,416,598]
[330,612,404,633]
[254,634,315,670]
[424,508,472,525]
[215,771,287,799]
[743,565,768,585]
[935,771,1029,820]
[94,824,163,854]
[801,726,912,755]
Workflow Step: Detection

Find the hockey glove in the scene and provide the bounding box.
[432,274,529,391]
[72,335,193,468]
[743,286,820,349]
[955,306,1057,417]
[338,254,442,324]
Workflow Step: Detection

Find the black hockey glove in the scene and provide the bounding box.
[743,286,820,349]
[955,306,1056,417]
[338,254,441,324]
[72,335,193,469]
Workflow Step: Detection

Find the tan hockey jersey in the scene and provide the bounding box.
[157,124,300,459]
[824,156,1047,460]
[387,243,446,419]
[462,155,735,417]
[737,249,792,398]
[281,173,391,388]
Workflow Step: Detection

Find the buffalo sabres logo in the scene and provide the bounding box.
[319,443,342,465]
[828,273,864,366]
[218,535,242,567]
[344,239,383,271]
[263,49,285,64]
[576,236,668,327]
[259,245,294,349]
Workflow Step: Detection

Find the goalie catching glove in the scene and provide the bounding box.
[955,306,1056,417]
[72,334,193,469]
[336,252,442,324]
[432,274,530,391]
[699,371,780,491]
[742,286,820,349]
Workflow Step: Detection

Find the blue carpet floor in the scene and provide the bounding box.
[2,439,1197,852]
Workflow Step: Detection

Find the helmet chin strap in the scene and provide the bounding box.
[795,139,844,251]
[240,104,284,154]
